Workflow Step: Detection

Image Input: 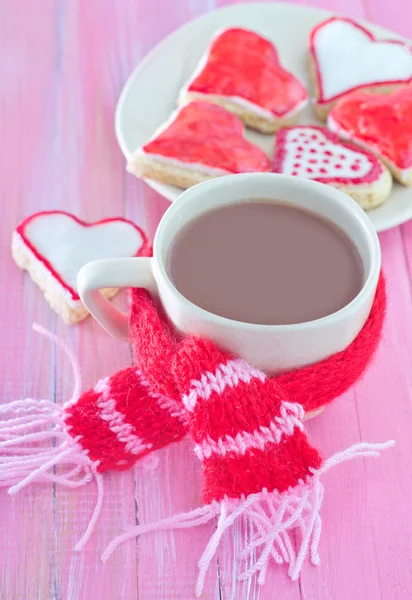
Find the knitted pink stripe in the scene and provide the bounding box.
[182,359,266,412]
[94,378,152,455]
[193,401,304,460]
[136,370,189,425]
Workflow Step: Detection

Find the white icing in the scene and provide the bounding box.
[277,127,374,180]
[179,28,308,118]
[313,19,412,102]
[23,214,144,295]
[12,232,82,308]
[398,169,410,183]
[137,149,230,176]
[327,114,356,140]
[220,95,308,120]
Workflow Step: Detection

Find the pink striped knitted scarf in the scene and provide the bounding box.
[0,275,394,595]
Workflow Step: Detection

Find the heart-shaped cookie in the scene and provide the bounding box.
[328,86,412,186]
[12,211,149,323]
[309,17,412,119]
[273,126,392,209]
[127,101,271,189]
[179,28,308,133]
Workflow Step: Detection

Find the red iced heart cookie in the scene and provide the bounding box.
[273,126,392,208]
[12,211,149,323]
[127,101,271,189]
[179,28,308,133]
[309,17,412,119]
[328,86,412,186]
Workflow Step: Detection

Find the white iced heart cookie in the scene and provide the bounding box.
[309,16,412,119]
[273,126,392,209]
[12,211,149,324]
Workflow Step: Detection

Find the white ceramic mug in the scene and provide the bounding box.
[77,173,381,373]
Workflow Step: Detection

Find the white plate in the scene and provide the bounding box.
[115,2,412,233]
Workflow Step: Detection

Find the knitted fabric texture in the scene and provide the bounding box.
[64,367,188,472]
[55,273,387,476]
[0,274,386,487]
[173,337,323,502]
[102,299,393,595]
[0,274,393,590]
[130,273,387,414]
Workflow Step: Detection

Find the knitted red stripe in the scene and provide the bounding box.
[173,337,289,442]
[132,274,386,416]
[202,429,322,503]
[65,389,135,472]
[110,368,187,449]
[190,373,287,442]
[175,337,231,392]
[129,288,180,400]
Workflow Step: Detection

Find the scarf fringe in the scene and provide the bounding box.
[0,323,395,591]
[0,324,103,551]
[101,440,394,597]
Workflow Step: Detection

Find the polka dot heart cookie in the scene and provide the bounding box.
[273,126,392,209]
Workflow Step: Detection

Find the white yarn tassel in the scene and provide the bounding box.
[0,324,103,550]
[101,440,394,597]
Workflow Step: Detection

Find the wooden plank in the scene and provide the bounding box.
[0,3,59,599]
[364,0,412,36]
[50,1,140,598]
[112,0,220,596]
[0,1,138,598]
[2,1,412,599]
[302,0,366,18]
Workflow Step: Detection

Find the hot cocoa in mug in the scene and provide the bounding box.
[167,201,363,326]
[78,173,380,373]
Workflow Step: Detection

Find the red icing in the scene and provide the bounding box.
[310,17,412,105]
[143,102,270,173]
[272,125,383,185]
[186,28,308,118]
[15,211,150,300]
[329,86,412,170]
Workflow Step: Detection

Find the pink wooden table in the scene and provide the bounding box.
[1,1,412,599]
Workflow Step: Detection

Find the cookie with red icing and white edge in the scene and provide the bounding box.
[328,86,412,187]
[273,126,392,209]
[178,28,308,134]
[309,16,412,120]
[12,211,149,324]
[127,101,271,189]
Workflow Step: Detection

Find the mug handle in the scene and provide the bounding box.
[77,257,156,340]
